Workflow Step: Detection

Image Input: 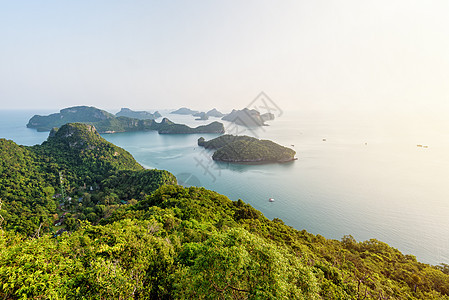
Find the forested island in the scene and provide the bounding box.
[26,106,224,134]
[198,134,296,163]
[0,124,449,299]
[170,107,199,115]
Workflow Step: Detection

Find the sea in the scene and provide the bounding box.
[1,108,448,265]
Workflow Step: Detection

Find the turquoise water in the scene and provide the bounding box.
[1,109,449,265]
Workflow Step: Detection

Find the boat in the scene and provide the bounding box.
[269,198,275,202]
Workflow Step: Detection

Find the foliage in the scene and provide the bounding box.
[1,184,449,299]
[101,169,177,201]
[35,123,144,186]
[174,228,320,299]
[0,139,57,234]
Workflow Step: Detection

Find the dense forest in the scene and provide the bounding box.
[1,124,449,299]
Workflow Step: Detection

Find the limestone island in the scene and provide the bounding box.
[222,108,274,126]
[206,108,225,117]
[171,107,225,119]
[198,135,296,163]
[194,108,225,119]
[193,112,209,120]
[170,107,199,115]
[27,106,224,134]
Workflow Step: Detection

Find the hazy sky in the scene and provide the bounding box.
[1,0,448,114]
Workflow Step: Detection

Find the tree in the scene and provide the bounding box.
[174,228,319,299]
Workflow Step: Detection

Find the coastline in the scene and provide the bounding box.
[213,157,298,165]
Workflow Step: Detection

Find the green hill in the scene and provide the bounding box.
[198,134,296,163]
[0,123,176,235]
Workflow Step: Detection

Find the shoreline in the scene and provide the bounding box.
[213,157,297,165]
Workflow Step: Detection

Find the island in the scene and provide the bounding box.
[198,134,296,163]
[193,111,209,120]
[156,118,224,134]
[115,107,161,119]
[27,106,114,131]
[27,106,225,134]
[206,108,225,117]
[222,108,275,126]
[170,107,199,115]
[171,107,225,118]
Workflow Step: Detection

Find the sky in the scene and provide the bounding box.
[1,0,449,115]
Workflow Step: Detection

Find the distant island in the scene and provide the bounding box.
[222,108,274,126]
[193,111,209,120]
[156,118,224,134]
[27,106,114,131]
[115,108,161,120]
[27,106,225,134]
[171,107,225,119]
[198,135,296,163]
[206,108,225,117]
[170,107,199,115]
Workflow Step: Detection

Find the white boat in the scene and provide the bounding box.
[269,198,275,202]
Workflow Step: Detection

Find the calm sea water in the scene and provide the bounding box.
[1,109,448,265]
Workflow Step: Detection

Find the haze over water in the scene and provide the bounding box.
[1,108,448,265]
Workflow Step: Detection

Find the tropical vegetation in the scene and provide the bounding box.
[0,124,448,299]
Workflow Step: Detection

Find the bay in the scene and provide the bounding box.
[1,109,448,265]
